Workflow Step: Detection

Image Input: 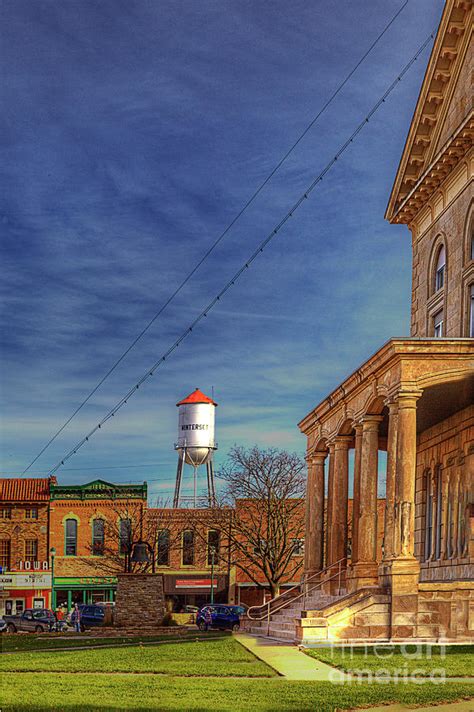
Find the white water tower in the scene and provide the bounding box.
[173,388,217,507]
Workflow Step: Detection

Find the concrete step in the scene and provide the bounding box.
[266,628,297,641]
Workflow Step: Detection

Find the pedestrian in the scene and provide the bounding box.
[72,603,82,633]
[203,606,213,632]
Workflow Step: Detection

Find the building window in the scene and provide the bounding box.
[0,540,11,570]
[447,489,455,559]
[291,538,305,556]
[92,519,105,556]
[253,538,266,555]
[434,466,443,560]
[157,529,170,566]
[25,539,38,563]
[25,508,38,520]
[119,518,132,555]
[435,245,445,292]
[424,471,433,561]
[0,508,12,519]
[182,530,195,566]
[433,310,444,338]
[207,530,220,565]
[469,285,474,338]
[65,519,78,556]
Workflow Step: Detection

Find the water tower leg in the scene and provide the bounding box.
[207,460,216,506]
[173,451,185,508]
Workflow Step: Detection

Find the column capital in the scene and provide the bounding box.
[361,414,384,431]
[384,396,399,413]
[396,389,423,408]
[333,435,353,450]
[306,451,326,465]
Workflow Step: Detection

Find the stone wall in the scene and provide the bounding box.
[418,585,474,641]
[115,574,166,627]
[410,172,473,338]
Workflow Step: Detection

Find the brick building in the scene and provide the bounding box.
[49,479,148,609]
[0,478,53,615]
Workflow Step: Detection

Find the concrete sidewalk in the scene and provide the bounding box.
[236,633,346,681]
[360,703,474,712]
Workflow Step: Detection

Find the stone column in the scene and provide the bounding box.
[350,415,382,588]
[304,452,326,577]
[386,390,422,640]
[325,443,336,567]
[351,424,363,565]
[395,391,421,560]
[383,401,398,561]
[331,436,352,565]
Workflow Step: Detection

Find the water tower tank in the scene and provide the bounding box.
[176,388,217,466]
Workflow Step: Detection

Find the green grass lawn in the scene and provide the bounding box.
[1,673,473,711]
[1,629,225,653]
[0,637,275,678]
[1,638,472,711]
[305,644,474,678]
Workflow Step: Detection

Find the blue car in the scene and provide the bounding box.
[196,605,240,632]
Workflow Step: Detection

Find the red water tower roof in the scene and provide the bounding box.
[176,388,217,407]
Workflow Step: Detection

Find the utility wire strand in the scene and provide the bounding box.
[20,1,410,475]
[47,30,434,476]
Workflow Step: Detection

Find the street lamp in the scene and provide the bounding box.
[50,547,56,611]
[210,546,216,605]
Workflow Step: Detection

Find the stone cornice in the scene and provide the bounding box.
[385,0,473,223]
[393,116,473,225]
[298,338,474,435]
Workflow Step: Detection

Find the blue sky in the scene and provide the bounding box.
[1,0,444,500]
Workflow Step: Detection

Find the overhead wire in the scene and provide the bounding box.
[20,1,410,475]
[45,29,435,476]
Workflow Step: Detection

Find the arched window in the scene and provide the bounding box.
[92,519,105,556]
[157,529,170,566]
[207,530,220,565]
[119,518,132,555]
[424,470,433,561]
[435,245,446,292]
[434,466,443,560]
[182,530,194,566]
[469,284,474,338]
[65,519,77,556]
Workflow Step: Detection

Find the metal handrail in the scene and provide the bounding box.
[246,557,347,626]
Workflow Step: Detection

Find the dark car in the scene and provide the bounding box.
[196,605,240,632]
[220,604,248,617]
[70,604,106,631]
[0,617,7,633]
[4,608,56,633]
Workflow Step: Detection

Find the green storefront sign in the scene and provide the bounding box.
[55,577,117,587]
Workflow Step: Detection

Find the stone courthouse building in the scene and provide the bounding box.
[249,0,473,642]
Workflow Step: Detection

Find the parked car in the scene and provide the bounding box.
[196,605,240,632]
[219,604,248,617]
[0,617,7,632]
[70,604,106,631]
[4,608,56,633]
[184,605,199,614]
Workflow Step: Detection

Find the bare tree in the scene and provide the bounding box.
[211,446,306,598]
